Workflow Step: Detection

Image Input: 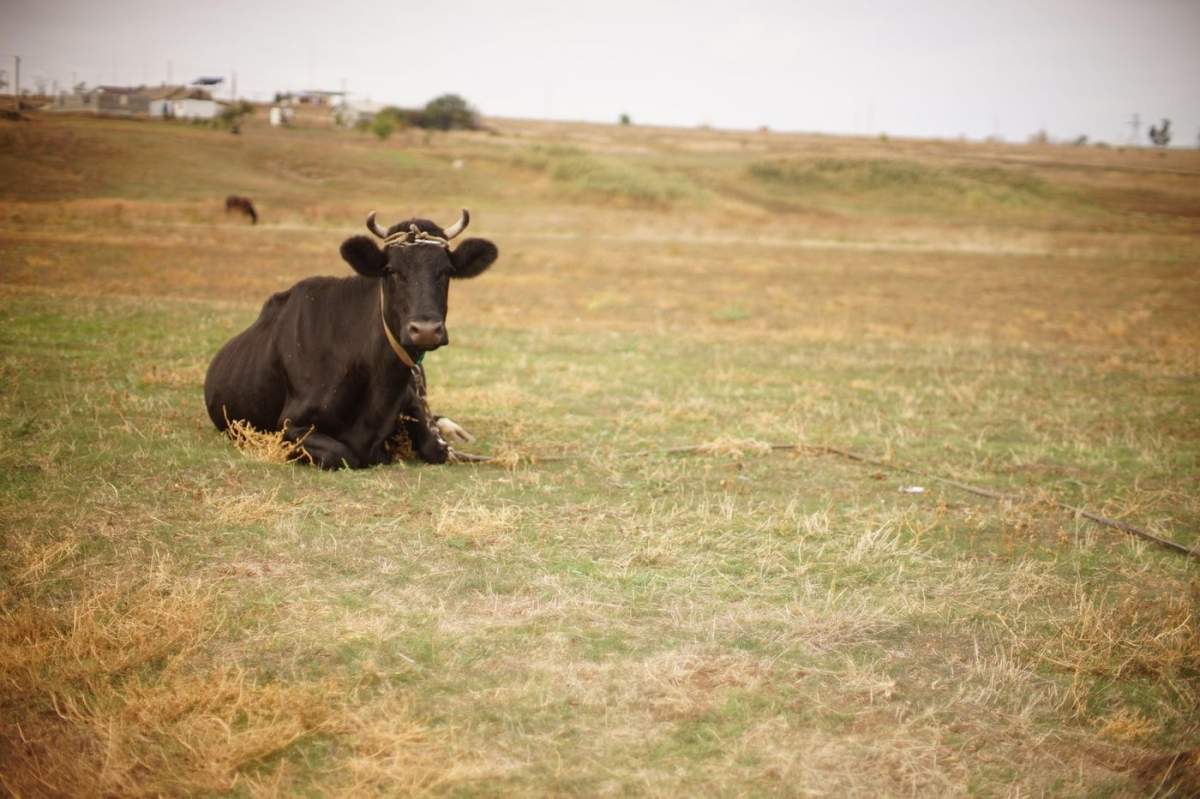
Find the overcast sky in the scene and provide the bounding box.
[3,0,1198,145]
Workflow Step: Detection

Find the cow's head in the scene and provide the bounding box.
[339,209,497,352]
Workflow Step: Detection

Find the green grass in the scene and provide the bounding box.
[510,144,704,205]
[746,157,1096,220]
[2,112,1200,796]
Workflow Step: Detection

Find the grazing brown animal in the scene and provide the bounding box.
[224,195,258,224]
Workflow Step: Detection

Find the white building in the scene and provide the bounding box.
[172,98,219,120]
[335,99,383,128]
[269,105,295,127]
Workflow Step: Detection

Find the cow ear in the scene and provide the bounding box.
[449,238,497,279]
[340,236,388,277]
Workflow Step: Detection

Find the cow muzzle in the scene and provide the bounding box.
[406,319,447,350]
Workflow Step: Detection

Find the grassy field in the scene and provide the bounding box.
[1,111,1199,797]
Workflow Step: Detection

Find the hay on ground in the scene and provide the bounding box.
[223,412,312,465]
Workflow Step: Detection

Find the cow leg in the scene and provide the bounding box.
[403,366,450,464]
[405,420,449,464]
[283,425,362,470]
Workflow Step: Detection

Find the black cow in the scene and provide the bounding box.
[225,195,258,224]
[203,209,497,469]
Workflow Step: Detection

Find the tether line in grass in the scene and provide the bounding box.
[454,441,1200,562]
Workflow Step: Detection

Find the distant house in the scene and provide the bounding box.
[172,95,219,120]
[140,85,197,118]
[334,99,382,128]
[52,85,146,116]
[51,84,217,119]
[296,90,345,106]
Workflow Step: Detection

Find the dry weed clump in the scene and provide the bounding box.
[1096,708,1161,742]
[223,413,312,465]
[0,566,213,697]
[0,562,215,796]
[6,530,80,587]
[3,663,446,798]
[202,485,289,527]
[26,670,339,798]
[435,500,523,548]
[1040,585,1200,683]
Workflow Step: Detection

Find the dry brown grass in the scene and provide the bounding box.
[1130,749,1200,799]
[223,414,313,465]
[1040,583,1200,686]
[1097,708,1162,743]
[3,112,1199,796]
[0,540,457,798]
[0,559,213,699]
[1,665,450,798]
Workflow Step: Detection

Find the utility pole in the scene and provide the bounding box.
[231,70,237,101]
[1127,113,1140,145]
[14,55,20,111]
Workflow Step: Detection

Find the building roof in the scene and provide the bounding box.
[138,85,191,101]
[342,100,382,113]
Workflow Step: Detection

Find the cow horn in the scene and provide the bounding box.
[442,208,469,240]
[366,211,390,239]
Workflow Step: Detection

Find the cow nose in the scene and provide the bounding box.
[406,320,445,349]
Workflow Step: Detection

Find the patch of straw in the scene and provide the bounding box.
[1040,586,1200,682]
[1096,708,1160,742]
[223,410,312,465]
[0,548,455,797]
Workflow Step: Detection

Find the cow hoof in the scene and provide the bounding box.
[435,416,475,444]
[418,440,450,465]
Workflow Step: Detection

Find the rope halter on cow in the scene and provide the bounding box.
[366,208,469,250]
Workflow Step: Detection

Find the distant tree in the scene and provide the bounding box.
[421,94,479,130]
[377,105,421,127]
[619,113,631,126]
[1148,118,1171,148]
[217,100,254,132]
[1028,129,1049,145]
[372,114,395,140]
